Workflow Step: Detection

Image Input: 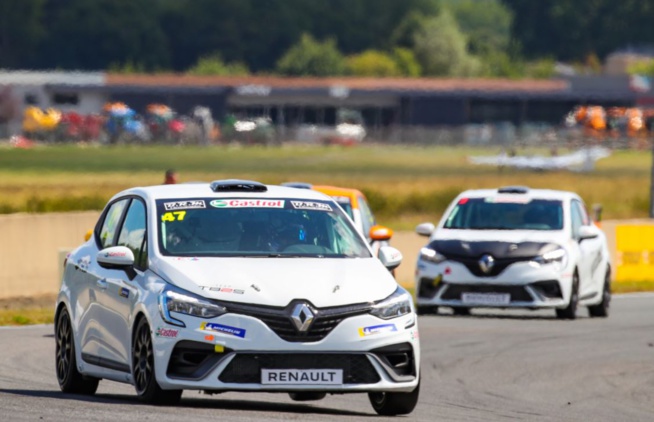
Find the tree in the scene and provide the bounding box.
[38,0,170,71]
[276,34,346,76]
[443,0,512,56]
[187,53,249,76]
[413,11,480,77]
[0,0,45,68]
[393,48,422,77]
[346,50,400,77]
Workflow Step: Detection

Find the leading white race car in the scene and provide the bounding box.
[55,180,420,416]
[414,186,611,319]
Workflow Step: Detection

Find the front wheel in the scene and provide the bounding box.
[132,317,182,405]
[55,307,99,394]
[556,272,579,320]
[588,270,611,318]
[368,380,420,416]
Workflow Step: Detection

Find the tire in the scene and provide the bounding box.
[588,269,611,318]
[417,306,438,316]
[368,380,420,416]
[132,317,182,405]
[452,307,471,316]
[55,307,99,395]
[556,272,579,320]
[288,392,327,401]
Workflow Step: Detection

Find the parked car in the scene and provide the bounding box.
[55,179,419,416]
[414,186,611,319]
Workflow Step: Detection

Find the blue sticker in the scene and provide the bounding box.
[358,323,397,337]
[119,287,129,299]
[201,322,246,338]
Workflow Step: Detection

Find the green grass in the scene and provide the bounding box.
[0,308,54,326]
[0,143,650,229]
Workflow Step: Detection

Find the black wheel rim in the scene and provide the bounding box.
[55,312,72,384]
[370,392,386,407]
[133,323,153,394]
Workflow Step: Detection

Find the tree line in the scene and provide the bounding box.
[2,0,654,78]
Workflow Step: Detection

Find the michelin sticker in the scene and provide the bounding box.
[358,323,397,337]
[291,201,332,212]
[201,322,246,338]
[210,199,285,208]
[164,200,206,210]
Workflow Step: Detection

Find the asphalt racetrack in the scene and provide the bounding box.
[1,294,653,421]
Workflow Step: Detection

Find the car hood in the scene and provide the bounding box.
[430,228,567,247]
[150,256,398,308]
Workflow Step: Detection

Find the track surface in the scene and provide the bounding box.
[1,294,653,421]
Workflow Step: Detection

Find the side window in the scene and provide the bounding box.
[570,201,584,239]
[117,199,147,269]
[99,199,129,248]
[357,195,376,240]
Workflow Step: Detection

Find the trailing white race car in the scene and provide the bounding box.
[414,186,611,319]
[55,180,420,416]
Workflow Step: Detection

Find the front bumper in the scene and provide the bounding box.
[151,311,420,392]
[415,260,573,309]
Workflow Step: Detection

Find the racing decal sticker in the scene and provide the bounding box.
[200,286,245,294]
[201,322,246,338]
[104,250,127,258]
[485,196,531,204]
[210,199,285,208]
[161,211,186,222]
[119,287,129,299]
[164,200,206,210]
[155,327,179,338]
[290,201,333,212]
[358,323,397,337]
[410,329,420,340]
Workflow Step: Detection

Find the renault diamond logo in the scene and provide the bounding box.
[479,254,495,274]
[290,303,314,332]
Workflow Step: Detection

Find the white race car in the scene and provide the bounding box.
[414,186,611,319]
[55,180,420,416]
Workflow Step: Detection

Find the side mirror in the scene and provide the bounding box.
[378,246,402,271]
[369,225,393,241]
[578,225,600,241]
[415,222,435,237]
[97,246,136,279]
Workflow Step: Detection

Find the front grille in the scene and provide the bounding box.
[167,341,233,380]
[447,255,532,277]
[530,280,563,299]
[219,353,380,384]
[418,277,445,299]
[222,300,371,342]
[441,283,533,302]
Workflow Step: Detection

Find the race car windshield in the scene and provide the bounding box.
[330,196,354,220]
[156,198,372,258]
[444,198,564,230]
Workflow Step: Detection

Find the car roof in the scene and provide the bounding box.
[112,181,335,203]
[458,187,580,201]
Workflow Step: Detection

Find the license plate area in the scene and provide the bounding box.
[261,369,343,385]
[461,292,511,305]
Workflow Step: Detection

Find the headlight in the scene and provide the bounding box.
[531,247,567,271]
[419,247,447,264]
[159,288,227,327]
[370,287,413,320]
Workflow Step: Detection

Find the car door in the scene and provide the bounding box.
[78,198,129,365]
[571,200,604,300]
[91,197,148,371]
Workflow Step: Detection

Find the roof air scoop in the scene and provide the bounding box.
[210,179,267,192]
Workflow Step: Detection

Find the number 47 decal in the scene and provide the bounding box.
[161,211,186,222]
